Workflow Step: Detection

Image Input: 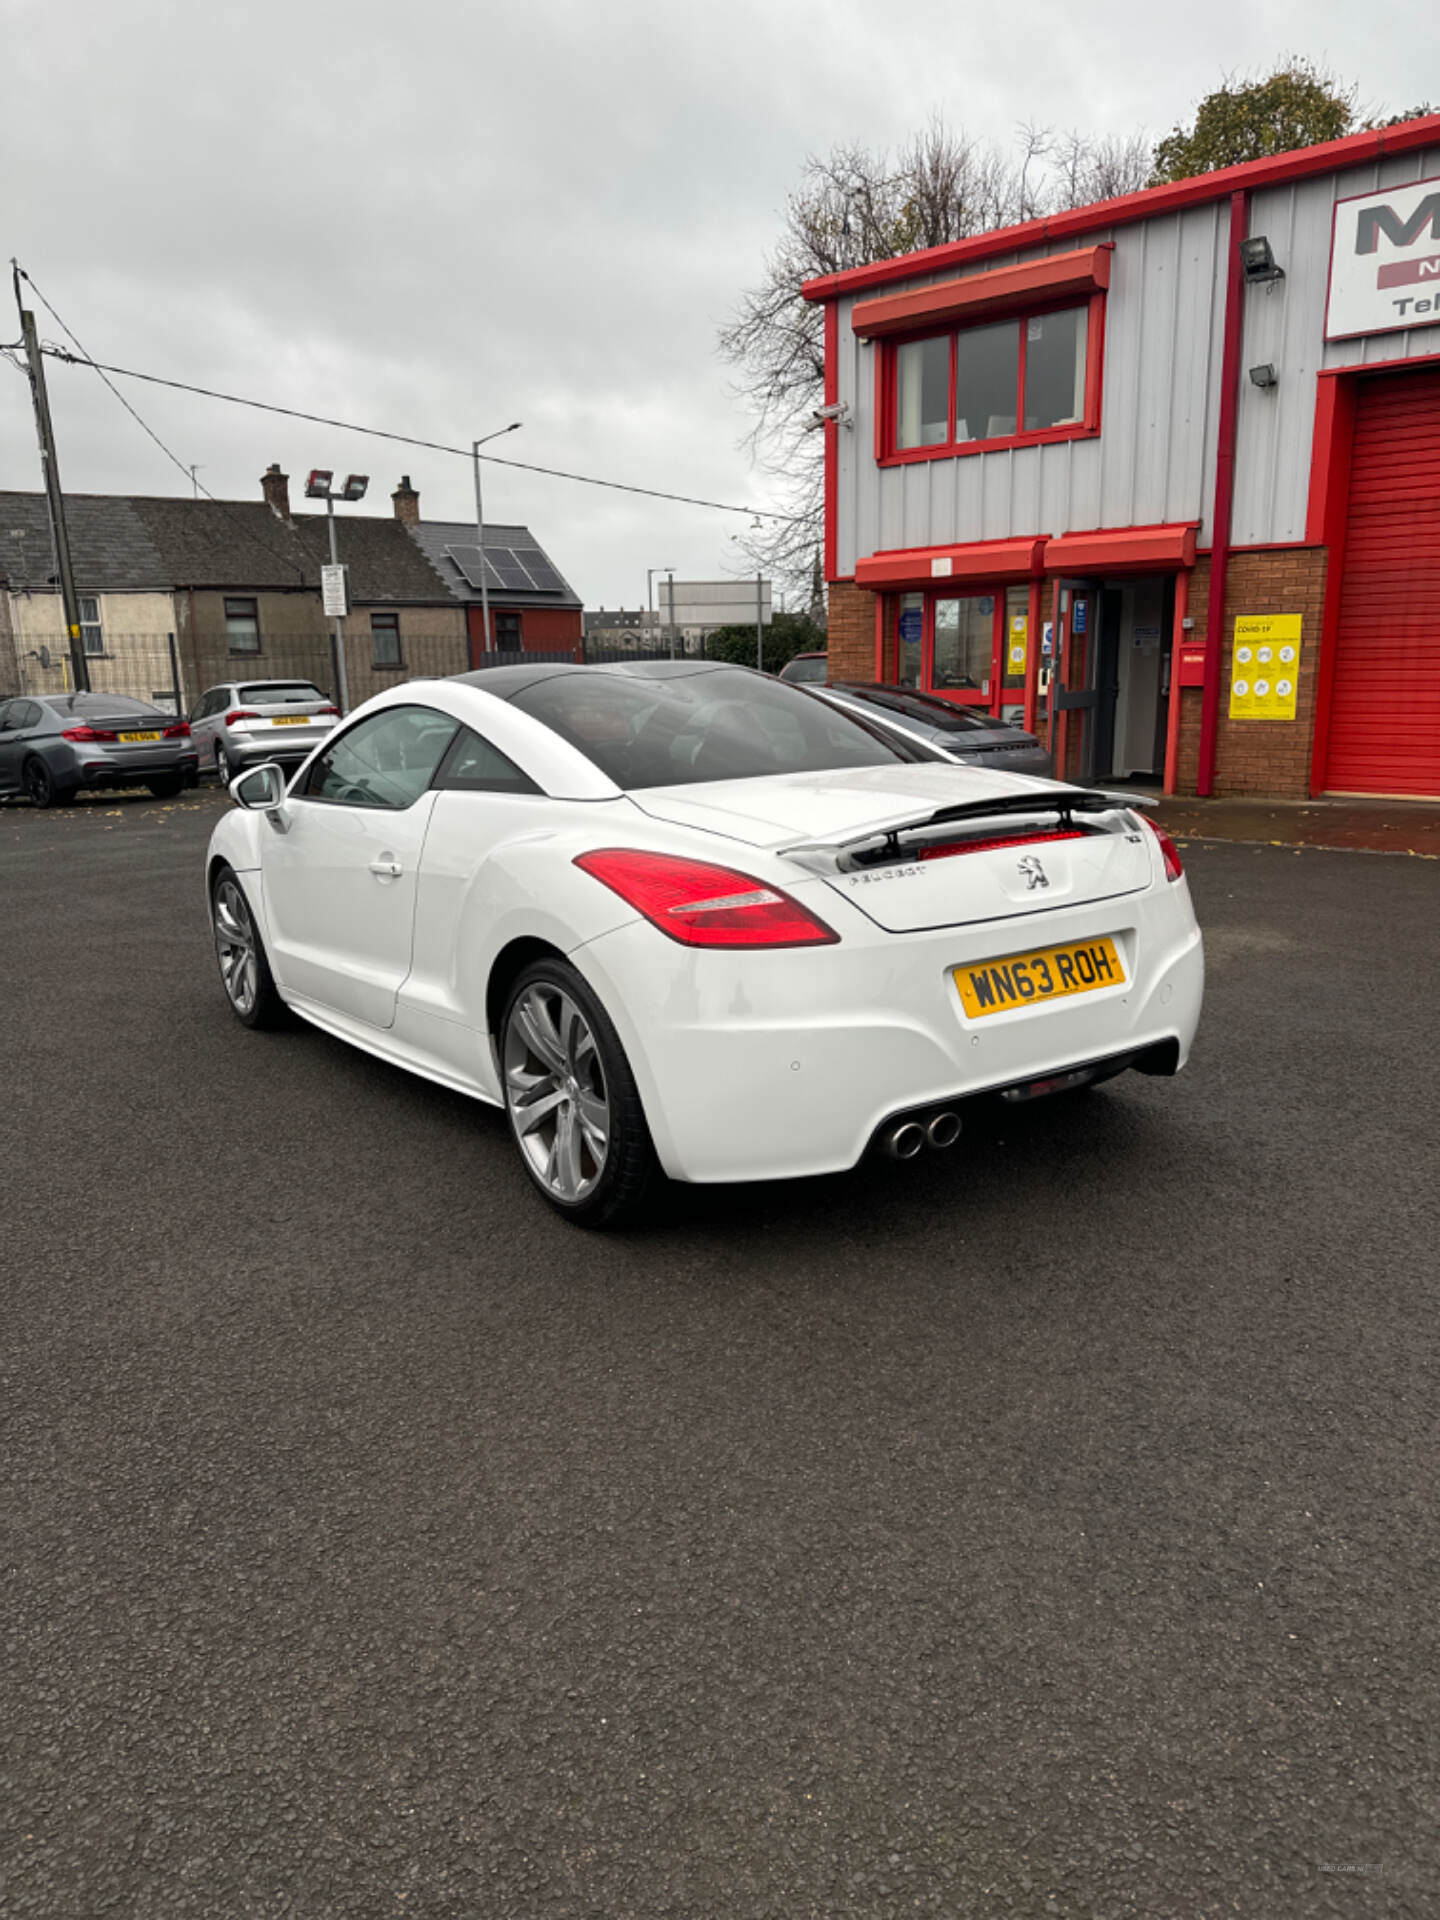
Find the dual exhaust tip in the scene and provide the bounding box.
[882,1110,962,1160]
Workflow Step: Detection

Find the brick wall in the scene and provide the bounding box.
[1176,546,1328,797]
[826,580,876,681]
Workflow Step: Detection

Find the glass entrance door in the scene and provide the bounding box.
[932,595,997,702]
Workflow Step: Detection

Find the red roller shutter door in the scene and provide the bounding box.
[1327,368,1440,796]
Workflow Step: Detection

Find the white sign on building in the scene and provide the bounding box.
[1327,175,1440,340]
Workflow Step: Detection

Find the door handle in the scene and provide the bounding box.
[369,856,403,879]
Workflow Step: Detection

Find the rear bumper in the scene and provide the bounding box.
[75,754,198,788]
[573,878,1203,1184]
[226,729,333,767]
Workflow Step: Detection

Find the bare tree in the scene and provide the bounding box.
[721,119,1149,597]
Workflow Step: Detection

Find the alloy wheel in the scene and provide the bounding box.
[504,983,610,1202]
[213,877,259,1015]
[216,746,231,786]
[24,760,53,806]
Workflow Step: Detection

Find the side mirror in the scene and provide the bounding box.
[231,761,288,819]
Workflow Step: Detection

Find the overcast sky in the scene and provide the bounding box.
[4,0,1435,607]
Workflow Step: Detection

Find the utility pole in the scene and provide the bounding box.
[755,573,764,673]
[13,267,88,691]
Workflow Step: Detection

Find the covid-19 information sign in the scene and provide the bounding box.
[1229,615,1302,722]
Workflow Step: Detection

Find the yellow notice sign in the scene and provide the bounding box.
[1229,615,1302,721]
[1007,614,1028,677]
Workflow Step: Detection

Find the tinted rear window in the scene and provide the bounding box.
[836,685,995,732]
[511,667,921,790]
[41,693,165,716]
[239,683,326,705]
[783,655,827,683]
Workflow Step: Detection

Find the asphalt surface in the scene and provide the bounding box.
[3,789,1438,1918]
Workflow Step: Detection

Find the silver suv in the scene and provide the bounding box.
[189,679,340,785]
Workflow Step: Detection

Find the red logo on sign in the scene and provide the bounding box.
[1377,253,1440,289]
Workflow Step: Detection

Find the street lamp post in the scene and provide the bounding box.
[646,567,676,656]
[305,468,369,713]
[472,422,522,658]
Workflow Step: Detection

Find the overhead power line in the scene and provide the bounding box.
[17,265,311,580]
[35,338,803,523]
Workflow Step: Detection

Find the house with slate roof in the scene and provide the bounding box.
[0,468,582,711]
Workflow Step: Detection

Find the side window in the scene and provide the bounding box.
[434,725,540,795]
[0,701,18,730]
[10,701,42,729]
[80,595,105,657]
[225,598,261,654]
[303,705,458,810]
[371,611,402,668]
[191,688,218,722]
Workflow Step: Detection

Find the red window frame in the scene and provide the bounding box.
[876,291,1106,466]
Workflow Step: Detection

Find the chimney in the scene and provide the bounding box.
[391,474,420,525]
[260,464,290,520]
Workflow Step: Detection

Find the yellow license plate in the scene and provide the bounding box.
[118,730,161,742]
[954,935,1126,1018]
[270,714,309,725]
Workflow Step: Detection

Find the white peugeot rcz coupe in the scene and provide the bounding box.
[205,662,1203,1226]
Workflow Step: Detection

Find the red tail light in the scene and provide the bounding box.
[1145,816,1184,882]
[574,849,839,949]
[61,724,116,742]
[224,708,261,725]
[917,827,1087,863]
[317,705,340,717]
[163,720,191,738]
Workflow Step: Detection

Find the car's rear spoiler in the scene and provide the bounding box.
[781,788,1148,869]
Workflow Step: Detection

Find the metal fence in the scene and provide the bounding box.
[3,629,692,716]
[5,630,476,715]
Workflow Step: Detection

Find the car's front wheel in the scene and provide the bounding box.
[211,867,287,1028]
[501,958,659,1227]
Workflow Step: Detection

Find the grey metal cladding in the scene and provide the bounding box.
[837,209,1230,571]
[1232,143,1440,546]
[837,143,1440,572]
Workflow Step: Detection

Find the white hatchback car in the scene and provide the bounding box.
[205,662,1203,1225]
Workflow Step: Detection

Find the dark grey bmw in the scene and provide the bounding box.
[0,692,199,807]
[809,682,1054,778]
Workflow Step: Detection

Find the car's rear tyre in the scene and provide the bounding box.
[215,744,232,787]
[146,775,185,799]
[501,957,660,1228]
[211,866,287,1029]
[23,758,74,809]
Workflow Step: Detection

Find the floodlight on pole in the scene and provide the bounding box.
[472,423,523,656]
[303,465,368,714]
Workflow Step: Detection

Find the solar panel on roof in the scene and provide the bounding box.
[443,544,504,592]
[509,547,565,592]
[443,540,565,595]
[490,550,536,590]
